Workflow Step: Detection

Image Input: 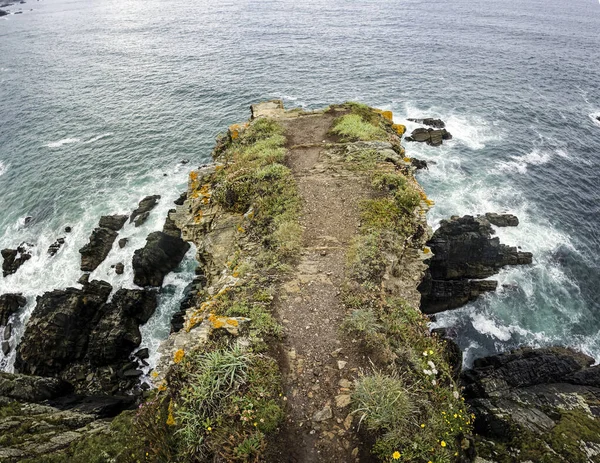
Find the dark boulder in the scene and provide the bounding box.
[0,372,73,402]
[4,323,12,339]
[135,347,149,360]
[98,214,128,231]
[15,282,157,394]
[1,243,33,277]
[65,226,72,233]
[115,262,124,275]
[79,214,126,271]
[1,341,9,355]
[484,212,519,227]
[15,280,112,377]
[0,293,26,325]
[0,9,8,16]
[87,288,157,366]
[78,273,90,285]
[118,238,128,248]
[407,117,446,129]
[174,191,187,206]
[130,195,160,225]
[132,215,190,287]
[405,128,452,146]
[419,215,532,313]
[410,158,428,170]
[47,237,65,256]
[133,211,150,227]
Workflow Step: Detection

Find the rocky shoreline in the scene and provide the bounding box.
[0,102,598,462]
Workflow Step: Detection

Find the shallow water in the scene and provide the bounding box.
[1,0,599,368]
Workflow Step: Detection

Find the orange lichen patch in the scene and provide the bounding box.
[423,247,432,254]
[374,109,394,121]
[157,381,167,392]
[229,123,243,140]
[173,349,185,364]
[392,123,406,136]
[403,157,412,163]
[237,226,246,233]
[194,210,204,224]
[189,171,199,182]
[151,371,159,378]
[425,198,435,207]
[208,313,240,330]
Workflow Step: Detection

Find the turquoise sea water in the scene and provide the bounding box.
[1,0,599,369]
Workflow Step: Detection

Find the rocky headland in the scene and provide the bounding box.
[0,101,598,463]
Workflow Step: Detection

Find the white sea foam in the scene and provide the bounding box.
[0,161,198,372]
[496,147,553,174]
[46,137,80,148]
[0,161,6,177]
[590,112,600,128]
[84,133,114,144]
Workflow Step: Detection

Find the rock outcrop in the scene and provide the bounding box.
[484,212,519,227]
[407,117,446,128]
[418,215,532,313]
[48,237,65,256]
[130,195,160,227]
[462,347,600,462]
[15,281,157,393]
[79,214,127,271]
[1,243,32,277]
[0,9,8,16]
[0,372,134,462]
[0,293,26,325]
[405,127,452,146]
[132,214,190,287]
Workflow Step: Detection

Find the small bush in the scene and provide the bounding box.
[331,114,388,142]
[371,172,407,192]
[342,308,382,348]
[346,233,386,283]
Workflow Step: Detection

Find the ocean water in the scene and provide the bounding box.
[1,0,599,369]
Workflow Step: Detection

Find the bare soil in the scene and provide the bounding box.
[270,112,374,463]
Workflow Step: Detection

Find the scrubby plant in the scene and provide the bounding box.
[331,114,388,142]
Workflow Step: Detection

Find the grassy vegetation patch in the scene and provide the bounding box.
[331,114,389,142]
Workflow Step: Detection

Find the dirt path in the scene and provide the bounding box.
[273,113,372,463]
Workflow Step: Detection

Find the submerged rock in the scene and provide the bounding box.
[0,293,26,325]
[407,117,446,128]
[410,158,428,170]
[79,215,127,271]
[405,127,452,146]
[132,215,190,287]
[1,243,33,277]
[0,9,8,17]
[130,195,160,226]
[419,215,532,313]
[118,237,128,248]
[115,262,124,274]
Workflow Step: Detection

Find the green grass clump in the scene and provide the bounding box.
[331,114,388,142]
[341,308,383,348]
[346,232,387,283]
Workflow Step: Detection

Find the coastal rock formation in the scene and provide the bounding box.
[462,347,600,462]
[405,127,453,146]
[418,215,532,313]
[407,117,446,128]
[132,214,190,287]
[79,214,127,271]
[15,281,157,393]
[130,194,160,226]
[484,212,519,227]
[1,243,32,277]
[0,9,7,16]
[48,237,65,256]
[0,293,26,325]
[0,372,134,462]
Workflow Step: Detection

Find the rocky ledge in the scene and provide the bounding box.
[462,347,600,462]
[1,243,32,277]
[419,214,532,313]
[79,214,128,272]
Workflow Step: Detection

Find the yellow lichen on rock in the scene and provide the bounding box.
[392,123,406,136]
[228,123,244,140]
[374,108,394,121]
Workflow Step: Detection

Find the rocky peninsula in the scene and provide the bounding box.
[0,102,598,463]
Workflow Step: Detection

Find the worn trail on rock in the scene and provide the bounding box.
[273,112,369,463]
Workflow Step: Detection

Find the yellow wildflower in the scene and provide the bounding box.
[420,423,426,428]
[173,349,185,364]
[392,451,401,460]
[207,427,212,431]
[441,441,447,447]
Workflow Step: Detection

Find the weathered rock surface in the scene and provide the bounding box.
[0,293,26,325]
[410,158,428,170]
[174,191,187,205]
[79,214,127,271]
[0,9,8,16]
[1,243,32,277]
[462,347,600,462]
[407,117,446,128]
[48,237,65,256]
[114,262,124,274]
[484,212,519,227]
[405,127,452,146]
[130,195,160,226]
[419,215,532,313]
[0,372,134,462]
[15,281,157,393]
[132,214,190,287]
